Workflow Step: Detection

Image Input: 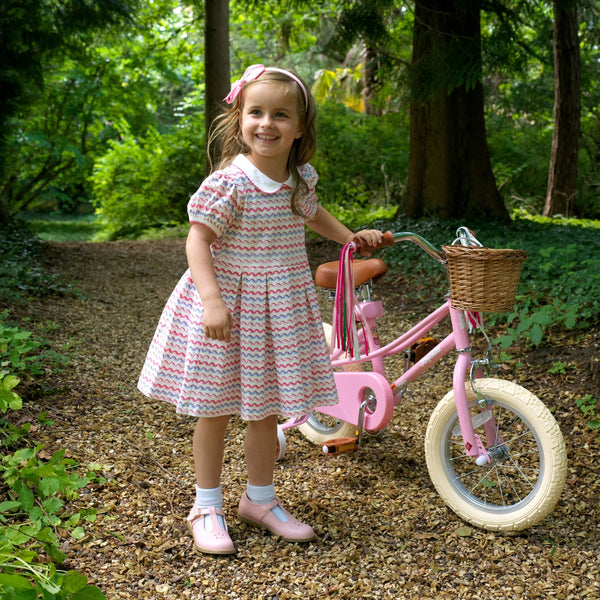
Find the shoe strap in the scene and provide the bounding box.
[262,498,281,512]
[192,506,228,532]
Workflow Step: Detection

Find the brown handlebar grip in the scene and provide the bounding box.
[380,230,395,247]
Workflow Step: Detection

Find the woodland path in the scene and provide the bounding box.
[18,237,600,599]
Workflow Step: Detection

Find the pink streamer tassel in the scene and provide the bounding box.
[332,243,361,359]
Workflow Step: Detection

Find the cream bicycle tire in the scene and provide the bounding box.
[298,415,357,445]
[425,378,567,532]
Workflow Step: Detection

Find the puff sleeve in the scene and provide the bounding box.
[296,163,319,220]
[187,172,240,238]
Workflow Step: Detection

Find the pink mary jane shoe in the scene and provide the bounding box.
[187,506,236,555]
[238,492,315,542]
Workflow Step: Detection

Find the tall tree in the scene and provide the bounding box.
[406,0,509,221]
[0,0,135,222]
[543,0,580,217]
[323,0,398,115]
[204,0,231,169]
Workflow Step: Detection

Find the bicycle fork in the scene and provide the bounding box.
[449,308,492,466]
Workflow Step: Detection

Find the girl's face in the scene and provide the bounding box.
[239,81,303,177]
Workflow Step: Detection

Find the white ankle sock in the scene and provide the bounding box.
[195,485,225,530]
[246,483,287,522]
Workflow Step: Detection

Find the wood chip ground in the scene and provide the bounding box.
[12,238,600,600]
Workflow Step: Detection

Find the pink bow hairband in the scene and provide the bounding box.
[224,64,308,107]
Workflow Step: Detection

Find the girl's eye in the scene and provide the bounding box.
[275,112,288,118]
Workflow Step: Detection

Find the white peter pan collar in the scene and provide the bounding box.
[233,154,293,193]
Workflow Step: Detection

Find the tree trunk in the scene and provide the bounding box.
[362,45,380,116]
[204,0,230,171]
[406,0,508,222]
[543,0,580,218]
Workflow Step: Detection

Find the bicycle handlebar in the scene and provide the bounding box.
[366,230,446,264]
[359,226,482,264]
[392,232,446,263]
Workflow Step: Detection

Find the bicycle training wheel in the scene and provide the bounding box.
[298,414,357,445]
[425,378,567,533]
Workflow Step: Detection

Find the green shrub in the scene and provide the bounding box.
[313,103,409,213]
[486,112,552,211]
[495,213,600,347]
[0,224,72,303]
[378,213,600,348]
[0,430,105,599]
[18,212,101,243]
[91,120,205,240]
[0,231,106,599]
[576,395,600,441]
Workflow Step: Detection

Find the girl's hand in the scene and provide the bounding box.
[348,229,386,256]
[202,298,233,342]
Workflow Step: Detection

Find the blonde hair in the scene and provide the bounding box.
[207,69,317,217]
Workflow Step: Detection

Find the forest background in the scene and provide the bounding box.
[1,1,600,598]
[1,0,600,233]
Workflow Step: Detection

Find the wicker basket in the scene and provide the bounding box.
[442,245,527,313]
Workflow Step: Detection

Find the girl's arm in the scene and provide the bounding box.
[305,205,383,253]
[186,223,232,341]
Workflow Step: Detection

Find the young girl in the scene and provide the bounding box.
[138,64,383,555]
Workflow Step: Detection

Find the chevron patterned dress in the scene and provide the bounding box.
[137,155,339,420]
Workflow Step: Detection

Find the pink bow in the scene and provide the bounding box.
[224,64,266,104]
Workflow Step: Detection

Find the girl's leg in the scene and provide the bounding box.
[239,415,314,542]
[193,414,231,488]
[188,415,235,555]
[244,414,278,486]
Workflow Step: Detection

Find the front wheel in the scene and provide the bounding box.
[425,378,567,532]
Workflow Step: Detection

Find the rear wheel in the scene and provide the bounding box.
[298,321,358,445]
[275,425,287,461]
[425,378,567,532]
[298,414,357,445]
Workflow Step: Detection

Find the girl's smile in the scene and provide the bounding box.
[240,82,302,181]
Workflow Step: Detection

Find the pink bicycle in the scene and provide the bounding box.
[279,227,567,533]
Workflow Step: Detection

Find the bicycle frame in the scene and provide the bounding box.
[279,230,568,533]
[330,297,487,456]
[283,232,495,465]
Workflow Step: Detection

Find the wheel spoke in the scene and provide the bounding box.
[446,401,542,508]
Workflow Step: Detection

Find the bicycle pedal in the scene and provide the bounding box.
[322,437,358,455]
[409,337,440,363]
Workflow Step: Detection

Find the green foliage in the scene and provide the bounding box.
[0,230,104,599]
[0,320,41,376]
[494,213,600,348]
[576,395,600,442]
[313,102,409,217]
[0,223,74,303]
[0,428,105,600]
[230,0,337,75]
[0,0,137,219]
[0,380,105,598]
[18,213,101,243]
[486,111,553,213]
[2,0,600,228]
[548,361,568,375]
[2,0,201,220]
[91,122,204,240]
[0,375,22,414]
[378,213,600,348]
